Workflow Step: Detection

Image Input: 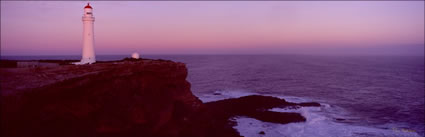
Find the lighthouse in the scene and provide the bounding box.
[76,3,96,64]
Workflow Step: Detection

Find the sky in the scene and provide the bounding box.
[1,1,424,56]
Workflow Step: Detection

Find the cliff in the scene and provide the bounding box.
[1,59,210,137]
[1,59,320,137]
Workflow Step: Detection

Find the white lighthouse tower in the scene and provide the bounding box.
[76,3,96,64]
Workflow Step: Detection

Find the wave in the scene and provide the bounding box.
[198,90,423,137]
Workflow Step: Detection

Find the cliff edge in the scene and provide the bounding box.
[2,59,215,137]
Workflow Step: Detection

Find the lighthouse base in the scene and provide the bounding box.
[72,58,96,65]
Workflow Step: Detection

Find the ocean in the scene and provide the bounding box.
[2,55,424,137]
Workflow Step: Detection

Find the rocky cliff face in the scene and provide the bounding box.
[1,59,217,137]
[1,59,320,137]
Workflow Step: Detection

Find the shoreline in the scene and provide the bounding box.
[1,58,321,137]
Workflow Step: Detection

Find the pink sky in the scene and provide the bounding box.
[1,1,424,55]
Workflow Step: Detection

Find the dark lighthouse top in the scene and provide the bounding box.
[84,3,92,9]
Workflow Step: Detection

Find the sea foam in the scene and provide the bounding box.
[199,90,423,137]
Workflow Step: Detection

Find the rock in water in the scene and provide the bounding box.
[259,131,266,135]
[205,95,320,125]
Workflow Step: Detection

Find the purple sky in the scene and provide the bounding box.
[1,1,424,56]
